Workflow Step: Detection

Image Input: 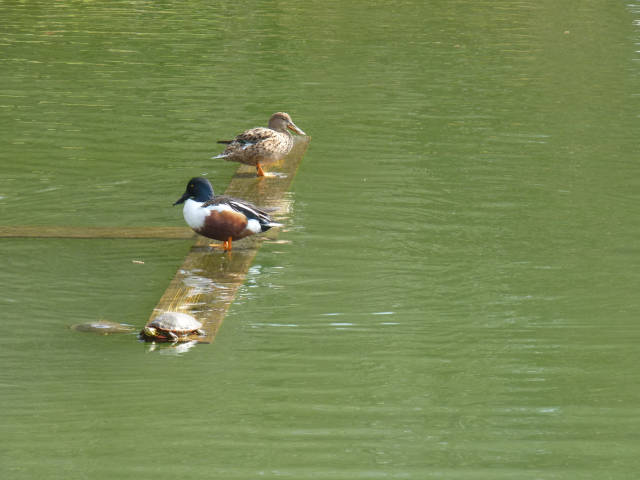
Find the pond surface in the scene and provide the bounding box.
[2,1,640,479]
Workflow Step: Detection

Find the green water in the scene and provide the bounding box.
[2,1,640,478]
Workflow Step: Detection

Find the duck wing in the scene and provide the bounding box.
[202,195,273,223]
[218,127,275,147]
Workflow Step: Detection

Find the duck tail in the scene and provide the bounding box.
[217,140,233,144]
[260,221,283,233]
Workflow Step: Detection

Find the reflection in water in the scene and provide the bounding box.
[181,272,226,296]
[145,339,199,356]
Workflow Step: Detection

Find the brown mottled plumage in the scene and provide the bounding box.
[213,112,306,176]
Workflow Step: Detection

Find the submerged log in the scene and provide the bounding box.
[0,225,194,239]
[144,136,310,344]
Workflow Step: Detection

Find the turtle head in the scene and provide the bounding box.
[143,326,158,338]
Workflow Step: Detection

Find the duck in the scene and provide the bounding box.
[212,112,306,177]
[173,177,281,251]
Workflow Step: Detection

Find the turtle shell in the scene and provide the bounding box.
[148,312,202,333]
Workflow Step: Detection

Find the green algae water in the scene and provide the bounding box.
[2,1,640,478]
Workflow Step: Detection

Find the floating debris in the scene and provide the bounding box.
[70,321,135,335]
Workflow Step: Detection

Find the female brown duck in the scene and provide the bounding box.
[213,112,306,177]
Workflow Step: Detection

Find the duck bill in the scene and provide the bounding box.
[287,123,306,136]
[173,192,189,206]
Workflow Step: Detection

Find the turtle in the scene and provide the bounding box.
[140,312,205,343]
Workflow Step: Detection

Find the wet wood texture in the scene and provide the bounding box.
[145,136,310,343]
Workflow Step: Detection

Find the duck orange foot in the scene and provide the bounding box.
[209,237,233,251]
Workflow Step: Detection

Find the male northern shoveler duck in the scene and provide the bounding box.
[212,112,306,177]
[173,177,281,251]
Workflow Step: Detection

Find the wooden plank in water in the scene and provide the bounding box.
[145,136,310,344]
[0,225,195,239]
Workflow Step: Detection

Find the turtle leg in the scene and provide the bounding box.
[196,329,205,336]
[256,163,266,177]
[168,331,179,343]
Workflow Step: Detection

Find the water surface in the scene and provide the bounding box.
[1,1,640,479]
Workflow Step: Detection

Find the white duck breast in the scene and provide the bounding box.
[183,198,265,235]
[182,199,238,230]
